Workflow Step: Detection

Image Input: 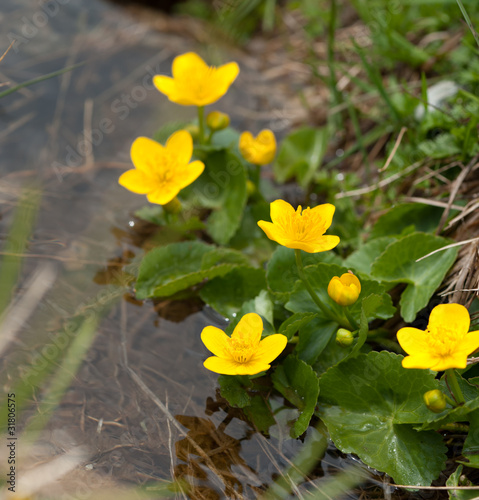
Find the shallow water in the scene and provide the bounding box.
[0,2,390,498]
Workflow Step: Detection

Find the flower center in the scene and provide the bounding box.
[426,326,464,357]
[146,155,178,186]
[228,332,256,364]
[185,66,215,100]
[281,206,324,240]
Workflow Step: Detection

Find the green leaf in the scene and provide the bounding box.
[274,127,329,188]
[199,267,266,319]
[446,465,479,500]
[278,312,318,341]
[266,247,342,302]
[344,237,396,275]
[190,150,247,244]
[370,203,446,239]
[318,352,446,486]
[243,395,276,433]
[135,241,249,299]
[370,232,458,322]
[296,317,338,366]
[218,375,251,408]
[272,356,320,438]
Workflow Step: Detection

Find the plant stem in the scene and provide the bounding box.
[446,369,466,405]
[197,105,205,144]
[294,249,351,329]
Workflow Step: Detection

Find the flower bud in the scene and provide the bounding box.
[336,328,354,347]
[328,272,361,306]
[239,129,276,165]
[183,124,200,140]
[246,179,256,197]
[423,390,447,413]
[206,111,230,131]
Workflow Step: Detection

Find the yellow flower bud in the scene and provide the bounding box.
[327,272,361,306]
[239,129,276,165]
[246,179,256,197]
[206,111,230,131]
[423,390,447,413]
[336,328,355,347]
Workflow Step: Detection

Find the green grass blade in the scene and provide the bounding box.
[0,187,40,317]
[23,313,100,436]
[456,0,479,50]
[0,62,85,99]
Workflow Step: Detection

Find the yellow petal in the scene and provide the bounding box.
[252,334,287,365]
[172,52,208,80]
[402,353,437,369]
[310,203,336,232]
[232,312,263,344]
[299,235,340,253]
[131,137,164,173]
[234,360,271,375]
[397,327,430,355]
[239,131,253,158]
[203,356,240,375]
[457,330,479,356]
[429,355,468,371]
[428,303,470,335]
[147,185,179,205]
[165,130,193,165]
[270,199,295,224]
[204,356,270,375]
[153,75,177,100]
[339,273,361,292]
[177,160,205,190]
[118,169,153,194]
[257,220,287,245]
[201,326,231,358]
[214,61,240,93]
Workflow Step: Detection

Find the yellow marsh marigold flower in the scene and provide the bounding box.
[119,130,204,205]
[397,303,479,371]
[257,200,340,253]
[201,313,287,375]
[328,272,361,306]
[239,129,276,165]
[153,52,239,107]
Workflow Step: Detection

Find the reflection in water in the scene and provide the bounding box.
[175,414,253,499]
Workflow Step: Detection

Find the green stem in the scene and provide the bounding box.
[197,106,205,144]
[446,369,466,405]
[344,307,359,331]
[294,249,351,328]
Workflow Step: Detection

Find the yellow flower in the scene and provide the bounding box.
[257,200,340,253]
[239,129,276,165]
[201,313,287,375]
[328,272,361,306]
[153,52,239,107]
[119,130,204,205]
[397,303,479,371]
